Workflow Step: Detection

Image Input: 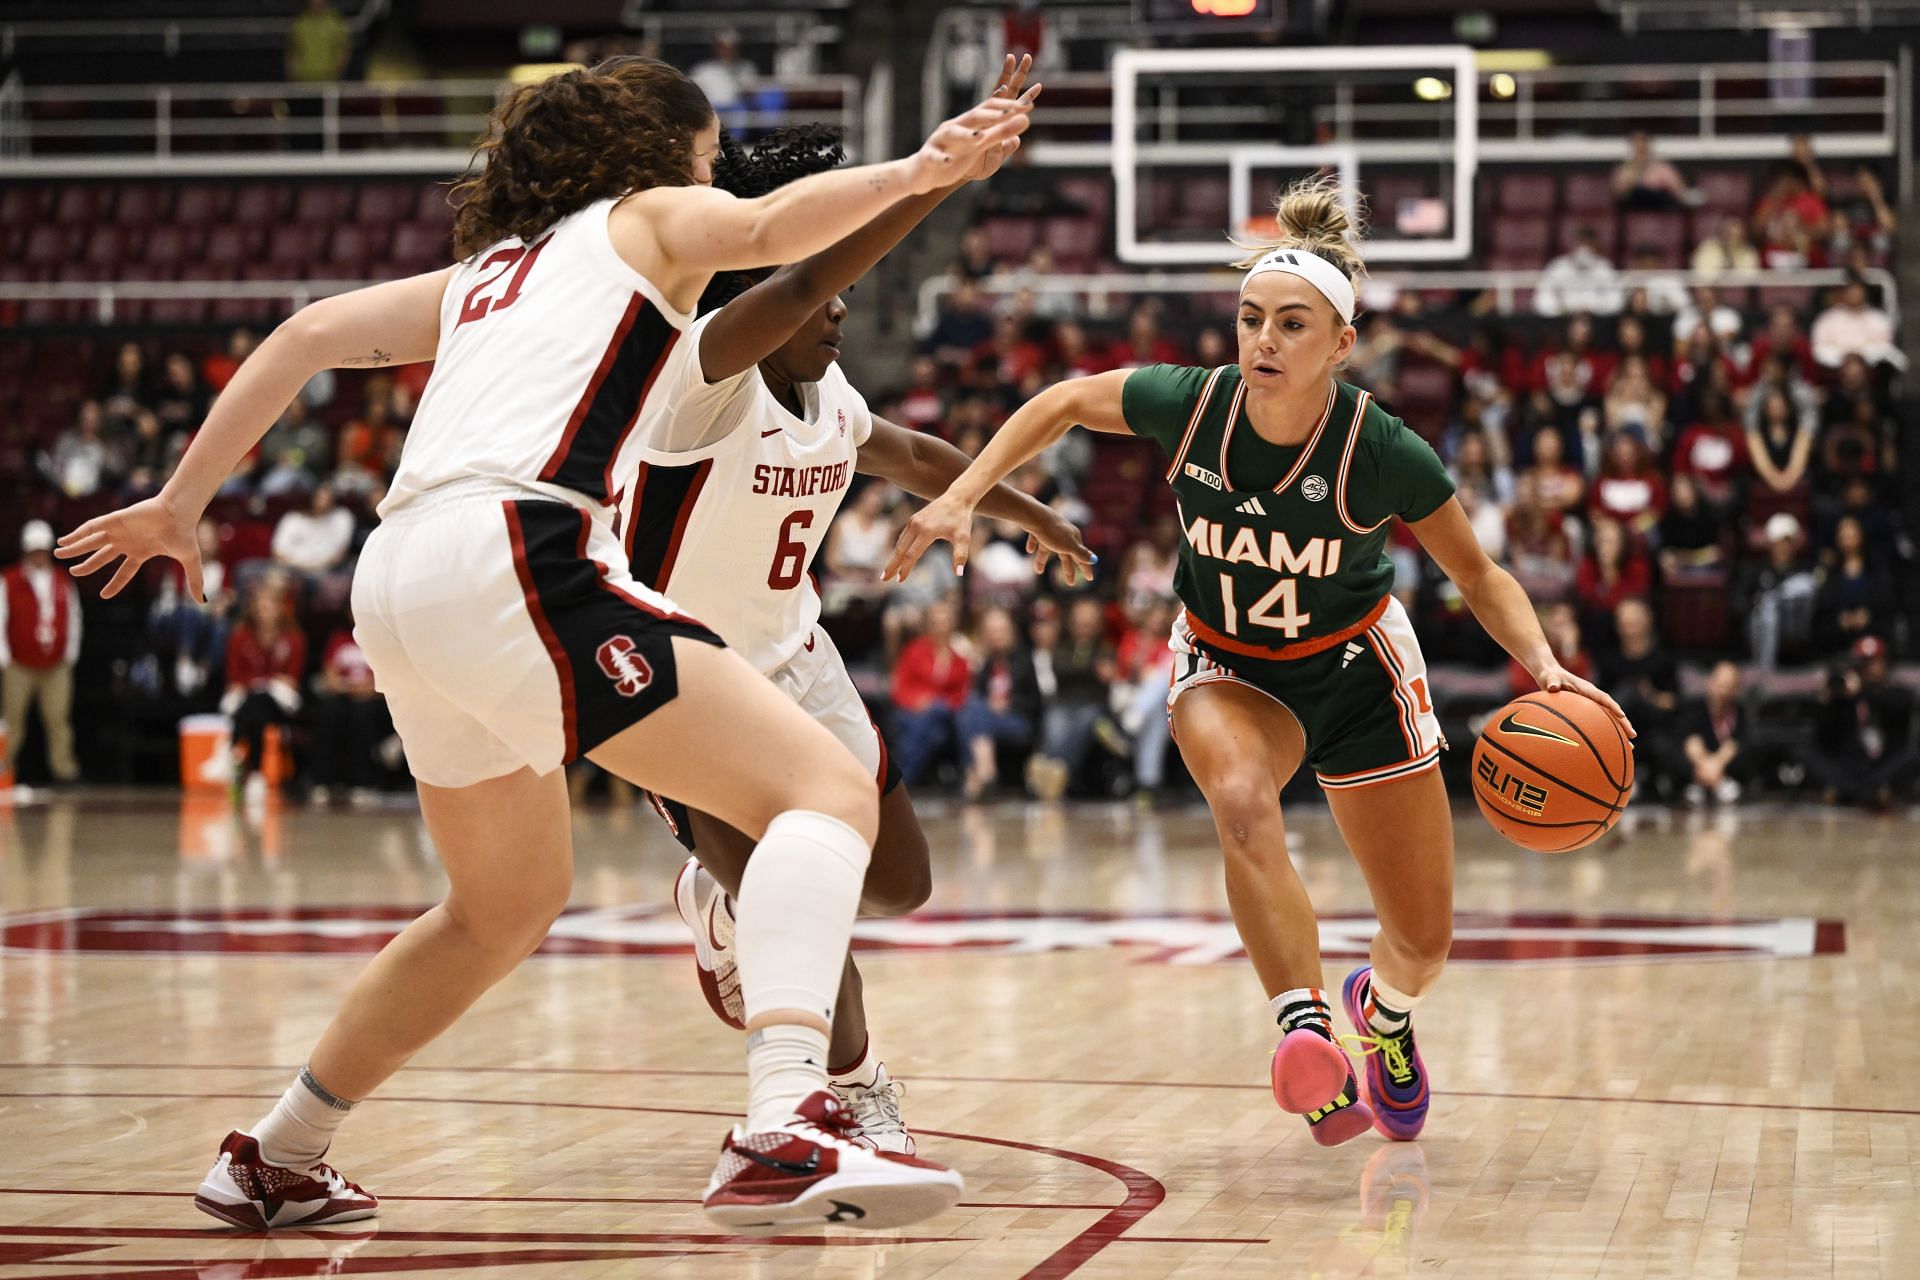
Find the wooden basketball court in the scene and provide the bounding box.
[1,791,1914,1278]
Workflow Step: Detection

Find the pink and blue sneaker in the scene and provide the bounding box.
[1341,966,1430,1141]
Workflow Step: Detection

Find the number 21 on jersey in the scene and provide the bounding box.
[456,237,550,329]
[1218,574,1310,639]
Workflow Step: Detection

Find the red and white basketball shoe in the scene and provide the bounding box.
[674,857,744,1030]
[833,1061,916,1155]
[703,1090,963,1233]
[193,1131,378,1230]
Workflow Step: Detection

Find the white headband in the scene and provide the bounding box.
[1240,248,1356,325]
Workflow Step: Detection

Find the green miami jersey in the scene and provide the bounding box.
[1121,364,1454,657]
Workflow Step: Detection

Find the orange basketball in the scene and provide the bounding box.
[1471,689,1633,853]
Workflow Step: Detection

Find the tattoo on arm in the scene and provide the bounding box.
[342,349,393,367]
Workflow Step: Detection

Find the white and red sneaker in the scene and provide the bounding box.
[703,1090,962,1233]
[193,1131,378,1230]
[833,1061,916,1155]
[674,857,744,1030]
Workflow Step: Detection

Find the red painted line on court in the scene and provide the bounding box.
[0,1187,1114,1211]
[0,1091,1164,1280]
[7,1063,1918,1120]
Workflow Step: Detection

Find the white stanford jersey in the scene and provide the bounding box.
[621,310,873,672]
[382,197,693,520]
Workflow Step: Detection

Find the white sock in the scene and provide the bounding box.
[828,1034,879,1089]
[1365,971,1424,1036]
[252,1067,354,1167]
[735,809,872,1130]
[1269,987,1334,1039]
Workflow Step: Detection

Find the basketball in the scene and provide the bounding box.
[1471,690,1633,853]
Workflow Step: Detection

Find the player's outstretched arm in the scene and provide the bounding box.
[1408,498,1635,737]
[857,415,1094,583]
[698,57,1038,383]
[56,268,450,600]
[883,368,1130,580]
[621,81,1035,287]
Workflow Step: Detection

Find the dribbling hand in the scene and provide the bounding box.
[1536,664,1637,739]
[56,495,204,601]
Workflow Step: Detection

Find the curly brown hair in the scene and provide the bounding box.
[449,56,714,259]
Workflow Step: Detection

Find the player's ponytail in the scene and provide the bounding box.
[1232,175,1367,285]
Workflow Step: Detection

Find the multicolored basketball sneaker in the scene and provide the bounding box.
[674,857,744,1030]
[1341,965,1430,1141]
[703,1090,963,1233]
[193,1131,378,1230]
[1271,1023,1375,1147]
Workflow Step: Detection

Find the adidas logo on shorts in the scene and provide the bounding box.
[1340,641,1365,669]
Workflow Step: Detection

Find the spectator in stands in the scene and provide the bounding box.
[100,342,150,433]
[308,607,394,803]
[200,328,255,394]
[1810,275,1901,371]
[889,355,947,434]
[1612,131,1698,210]
[1625,244,1690,316]
[1744,304,1820,389]
[824,481,898,585]
[1818,394,1893,497]
[1120,514,1180,605]
[152,353,207,438]
[1825,164,1896,265]
[958,605,1041,800]
[122,408,176,498]
[286,0,350,85]
[1658,472,1727,573]
[1,521,82,787]
[1602,357,1669,446]
[1575,518,1651,637]
[40,400,116,500]
[1506,474,1577,601]
[1510,602,1591,697]
[1813,515,1894,657]
[148,519,231,697]
[965,517,1045,613]
[1107,303,1185,369]
[978,312,1049,390]
[1691,215,1760,277]
[1597,597,1682,797]
[337,389,403,485]
[1818,475,1901,566]
[1448,429,1513,506]
[1589,431,1666,535]
[1668,327,1737,424]
[925,279,994,366]
[1680,660,1751,806]
[1812,636,1916,810]
[1524,426,1586,520]
[1671,389,1748,511]
[272,482,355,585]
[1050,319,1110,382]
[889,597,971,785]
[1738,512,1818,668]
[255,397,329,497]
[1456,478,1507,560]
[1753,157,1828,242]
[689,28,757,115]
[1535,228,1623,316]
[1025,597,1118,800]
[223,583,305,806]
[1614,314,1667,389]
[1672,285,1743,347]
[996,246,1077,322]
[954,226,995,281]
[1113,597,1177,796]
[1757,214,1818,270]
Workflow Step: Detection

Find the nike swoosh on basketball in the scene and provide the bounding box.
[737,1144,822,1178]
[1498,712,1579,746]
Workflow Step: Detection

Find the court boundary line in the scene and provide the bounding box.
[3,1063,1914,1120]
[0,1090,1165,1280]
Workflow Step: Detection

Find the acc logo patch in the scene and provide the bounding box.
[1301,474,1329,502]
[595,636,654,698]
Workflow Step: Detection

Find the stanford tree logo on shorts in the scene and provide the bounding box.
[595,636,654,698]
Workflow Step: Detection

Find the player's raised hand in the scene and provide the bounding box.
[1538,664,1637,739]
[905,74,1037,195]
[958,55,1039,183]
[1024,509,1096,585]
[55,495,204,602]
[884,493,976,582]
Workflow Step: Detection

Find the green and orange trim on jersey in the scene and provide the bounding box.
[1162,366,1228,483]
[1333,389,1383,535]
[1218,380,1334,494]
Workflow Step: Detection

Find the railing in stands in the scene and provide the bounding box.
[910,267,1901,338]
[1600,0,1920,30]
[0,74,866,177]
[0,0,390,60]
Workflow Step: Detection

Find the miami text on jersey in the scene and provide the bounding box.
[1183,514,1345,577]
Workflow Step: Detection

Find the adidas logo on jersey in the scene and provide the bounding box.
[1184,462,1224,491]
[1234,496,1268,517]
[1340,641,1365,669]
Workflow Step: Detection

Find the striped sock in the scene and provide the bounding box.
[1269,987,1335,1041]
[1365,972,1423,1037]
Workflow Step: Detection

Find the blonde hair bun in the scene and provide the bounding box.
[1233,175,1367,283]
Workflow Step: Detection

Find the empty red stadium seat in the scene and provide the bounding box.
[981,218,1037,263]
[1556,215,1620,257]
[232,183,291,226]
[142,224,192,269]
[1622,211,1686,258]
[354,183,411,225]
[1562,172,1614,213]
[21,225,74,268]
[81,225,128,272]
[202,225,251,268]
[1055,176,1111,221]
[0,187,45,226]
[52,187,109,226]
[1491,216,1552,262]
[1695,169,1752,215]
[392,221,451,271]
[1496,173,1556,215]
[265,224,325,268]
[325,225,375,275]
[1043,217,1102,269]
[171,184,226,226]
[114,186,171,226]
[293,184,355,225]
[1177,178,1230,228]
